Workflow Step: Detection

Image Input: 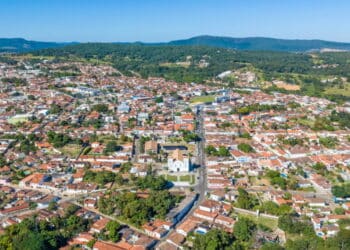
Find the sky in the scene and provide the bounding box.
[0,0,349,43]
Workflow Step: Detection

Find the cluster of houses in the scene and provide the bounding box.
[0,56,350,249]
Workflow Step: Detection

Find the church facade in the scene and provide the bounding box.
[167,149,191,172]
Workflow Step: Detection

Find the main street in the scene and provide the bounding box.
[194,106,207,204]
[155,106,207,249]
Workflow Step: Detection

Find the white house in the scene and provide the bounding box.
[168,149,191,172]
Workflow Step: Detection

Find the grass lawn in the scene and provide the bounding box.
[165,175,178,182]
[186,144,196,153]
[189,95,215,103]
[297,187,316,192]
[86,58,112,65]
[17,54,55,60]
[7,116,28,125]
[59,144,83,158]
[285,233,304,241]
[97,134,118,141]
[249,176,270,186]
[190,175,195,184]
[325,83,350,97]
[297,118,314,128]
[160,61,191,68]
[238,213,278,230]
[179,175,191,182]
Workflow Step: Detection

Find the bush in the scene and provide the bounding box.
[237,143,254,153]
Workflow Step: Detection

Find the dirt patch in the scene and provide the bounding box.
[274,81,300,91]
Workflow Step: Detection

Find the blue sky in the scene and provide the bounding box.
[0,0,349,42]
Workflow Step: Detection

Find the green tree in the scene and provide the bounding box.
[47,131,72,148]
[13,231,46,250]
[47,201,57,211]
[29,202,37,210]
[19,138,37,154]
[217,146,230,157]
[325,229,350,249]
[155,96,163,103]
[92,104,109,113]
[237,143,254,153]
[103,141,122,154]
[233,217,257,242]
[334,207,345,215]
[181,130,200,143]
[106,221,121,242]
[332,183,350,198]
[0,156,6,167]
[278,214,314,235]
[261,242,284,250]
[49,103,62,114]
[87,239,96,248]
[193,229,233,250]
[236,188,258,210]
[266,170,287,190]
[205,145,218,155]
[319,136,338,148]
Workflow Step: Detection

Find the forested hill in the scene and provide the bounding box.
[0,38,74,53]
[167,35,350,52]
[30,43,350,102]
[31,43,315,81]
[2,35,350,53]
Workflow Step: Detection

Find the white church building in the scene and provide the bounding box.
[167,149,191,172]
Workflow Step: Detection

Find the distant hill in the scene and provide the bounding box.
[0,38,74,53]
[166,35,350,52]
[2,36,350,53]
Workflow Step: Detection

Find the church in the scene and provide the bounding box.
[167,149,191,172]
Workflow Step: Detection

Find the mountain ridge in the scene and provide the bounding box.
[1,36,350,53]
[165,35,350,52]
[0,38,76,53]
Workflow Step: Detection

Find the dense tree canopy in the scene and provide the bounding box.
[192,229,235,250]
[332,183,350,198]
[31,43,350,101]
[92,104,109,113]
[237,143,254,153]
[235,188,258,210]
[205,145,231,157]
[233,217,257,242]
[98,190,178,226]
[0,206,90,250]
[47,131,73,148]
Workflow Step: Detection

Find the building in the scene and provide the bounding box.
[90,218,110,234]
[167,149,191,172]
[144,140,158,153]
[117,102,130,113]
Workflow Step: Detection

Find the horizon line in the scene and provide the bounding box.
[1,34,350,44]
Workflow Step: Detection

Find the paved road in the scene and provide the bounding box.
[132,135,141,162]
[155,107,207,249]
[195,107,207,203]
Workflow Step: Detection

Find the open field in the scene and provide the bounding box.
[179,175,195,184]
[13,54,56,60]
[189,95,215,103]
[325,83,350,97]
[59,144,83,158]
[7,116,29,125]
[160,61,191,68]
[249,176,270,186]
[164,174,195,184]
[238,213,279,230]
[275,81,301,91]
[297,118,314,127]
[164,175,178,182]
